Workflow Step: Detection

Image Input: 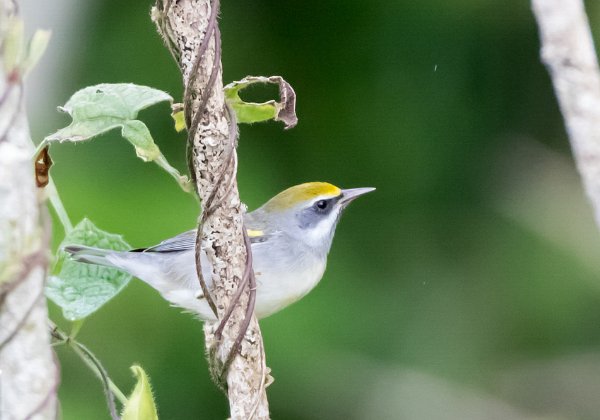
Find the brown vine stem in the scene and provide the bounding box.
[152,1,270,418]
[532,0,600,230]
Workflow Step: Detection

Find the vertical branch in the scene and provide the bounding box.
[152,1,270,418]
[532,0,600,229]
[0,2,58,418]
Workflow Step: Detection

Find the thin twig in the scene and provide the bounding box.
[72,342,123,419]
[50,323,127,417]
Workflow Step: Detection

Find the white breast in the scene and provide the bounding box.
[107,242,327,320]
[251,241,327,318]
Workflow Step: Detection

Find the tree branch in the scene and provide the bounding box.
[152,1,270,418]
[0,2,58,418]
[532,0,600,229]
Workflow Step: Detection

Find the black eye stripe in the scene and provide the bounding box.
[312,196,342,214]
[299,197,340,229]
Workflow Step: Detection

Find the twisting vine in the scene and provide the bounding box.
[153,0,266,410]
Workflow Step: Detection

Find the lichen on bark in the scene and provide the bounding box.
[0,2,58,418]
[152,1,270,418]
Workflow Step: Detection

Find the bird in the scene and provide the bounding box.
[64,182,375,320]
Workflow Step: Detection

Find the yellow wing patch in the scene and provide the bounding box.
[247,229,264,237]
[264,182,341,211]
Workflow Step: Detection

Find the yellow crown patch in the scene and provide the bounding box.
[265,182,341,210]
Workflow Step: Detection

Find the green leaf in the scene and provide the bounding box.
[3,18,24,74]
[224,75,298,129]
[122,120,161,162]
[171,109,186,132]
[46,218,131,321]
[122,365,159,420]
[2,19,50,77]
[43,83,191,192]
[22,29,51,76]
[232,101,277,124]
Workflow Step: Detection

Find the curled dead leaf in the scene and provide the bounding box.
[224,75,298,129]
[269,75,298,129]
[34,146,52,188]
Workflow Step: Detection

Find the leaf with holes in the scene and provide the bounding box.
[224,76,298,129]
[43,83,191,192]
[46,218,131,321]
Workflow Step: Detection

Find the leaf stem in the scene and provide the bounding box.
[69,318,85,340]
[46,176,73,234]
[50,323,128,406]
[32,138,48,159]
[155,153,193,192]
[70,340,128,406]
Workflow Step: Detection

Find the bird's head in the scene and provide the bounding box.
[257,182,375,254]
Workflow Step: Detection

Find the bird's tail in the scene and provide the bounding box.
[63,245,117,268]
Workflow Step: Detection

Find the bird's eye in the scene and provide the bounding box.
[315,200,328,210]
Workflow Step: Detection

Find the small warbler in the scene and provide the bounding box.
[65,182,374,320]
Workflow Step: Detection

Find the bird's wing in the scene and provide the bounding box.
[244,212,282,244]
[138,230,197,253]
[136,226,278,253]
[246,228,277,244]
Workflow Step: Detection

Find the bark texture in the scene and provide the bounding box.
[532,0,600,228]
[152,1,269,418]
[0,2,58,419]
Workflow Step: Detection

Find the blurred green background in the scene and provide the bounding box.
[21,0,600,418]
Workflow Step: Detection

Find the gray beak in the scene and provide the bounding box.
[339,187,376,206]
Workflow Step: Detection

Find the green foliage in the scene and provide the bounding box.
[224,76,297,128]
[2,18,24,73]
[46,218,131,321]
[2,16,50,76]
[122,365,159,420]
[44,83,191,191]
[22,29,51,77]
[171,109,186,132]
[39,0,600,419]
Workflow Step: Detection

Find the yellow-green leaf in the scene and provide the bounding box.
[171,109,186,132]
[224,75,298,129]
[2,19,50,77]
[22,29,51,76]
[121,120,161,162]
[122,365,159,420]
[3,18,24,74]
